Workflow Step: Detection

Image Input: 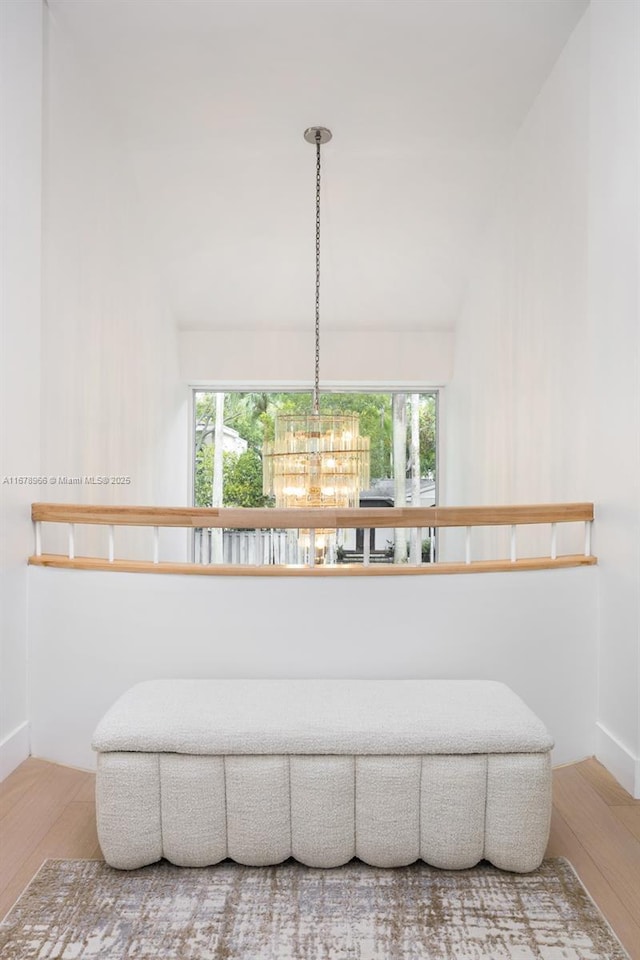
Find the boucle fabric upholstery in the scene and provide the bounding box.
[93,680,553,873]
[92,679,553,755]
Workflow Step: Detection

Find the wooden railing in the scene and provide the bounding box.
[28,502,596,576]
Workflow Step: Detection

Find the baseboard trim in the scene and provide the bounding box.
[0,721,30,782]
[595,722,639,798]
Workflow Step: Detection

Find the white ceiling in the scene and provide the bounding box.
[49,0,588,333]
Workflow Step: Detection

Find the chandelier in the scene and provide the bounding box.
[263,128,370,518]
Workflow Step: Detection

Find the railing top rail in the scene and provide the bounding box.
[31,502,594,529]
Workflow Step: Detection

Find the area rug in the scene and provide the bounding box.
[0,858,629,960]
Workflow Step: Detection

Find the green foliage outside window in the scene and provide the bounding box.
[194,446,269,509]
[223,450,271,508]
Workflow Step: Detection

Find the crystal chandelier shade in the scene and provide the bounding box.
[263,413,370,509]
[262,127,370,514]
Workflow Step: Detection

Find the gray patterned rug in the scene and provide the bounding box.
[0,858,629,959]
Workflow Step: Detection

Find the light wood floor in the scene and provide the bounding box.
[0,757,638,957]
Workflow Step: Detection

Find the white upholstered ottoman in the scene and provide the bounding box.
[92,679,553,873]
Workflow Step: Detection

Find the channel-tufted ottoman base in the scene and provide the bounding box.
[97,751,551,873]
[93,680,554,873]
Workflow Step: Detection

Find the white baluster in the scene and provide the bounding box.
[108,525,115,563]
[510,525,517,563]
[409,527,420,566]
[465,526,471,565]
[153,526,159,564]
[584,520,592,557]
[550,523,557,561]
[34,521,42,557]
[363,530,370,566]
[309,529,316,567]
[68,524,75,560]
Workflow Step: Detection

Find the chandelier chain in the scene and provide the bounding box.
[314,132,321,415]
[260,127,370,520]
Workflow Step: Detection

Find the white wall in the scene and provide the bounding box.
[0,0,43,778]
[28,565,597,771]
[588,0,640,796]
[446,12,590,511]
[40,7,188,536]
[446,3,639,795]
[181,330,454,386]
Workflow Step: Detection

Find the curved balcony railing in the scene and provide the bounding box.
[28,502,596,576]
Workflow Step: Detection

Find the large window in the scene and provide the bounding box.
[192,388,438,563]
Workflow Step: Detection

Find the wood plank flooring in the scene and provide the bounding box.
[0,757,638,957]
[547,762,640,958]
[0,759,100,923]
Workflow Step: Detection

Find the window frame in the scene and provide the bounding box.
[189,382,441,511]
